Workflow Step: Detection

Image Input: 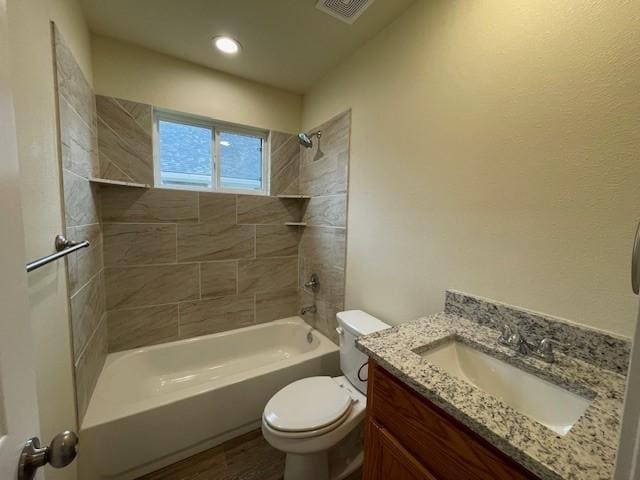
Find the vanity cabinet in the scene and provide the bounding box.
[363,360,540,480]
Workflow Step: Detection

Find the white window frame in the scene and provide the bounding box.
[153,109,270,195]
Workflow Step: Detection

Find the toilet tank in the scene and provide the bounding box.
[336,310,390,394]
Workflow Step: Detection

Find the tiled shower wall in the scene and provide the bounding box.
[298,111,350,343]
[95,95,310,351]
[53,26,107,421]
[100,189,303,351]
[55,37,351,418]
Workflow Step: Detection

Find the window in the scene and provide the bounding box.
[154,111,268,194]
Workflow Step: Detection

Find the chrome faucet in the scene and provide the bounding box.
[497,322,566,363]
[498,322,531,355]
[304,273,320,291]
[300,305,317,315]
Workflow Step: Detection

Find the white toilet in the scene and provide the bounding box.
[262,310,390,480]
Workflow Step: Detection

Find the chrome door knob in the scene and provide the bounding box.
[18,430,78,480]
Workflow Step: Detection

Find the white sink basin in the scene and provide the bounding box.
[419,340,592,436]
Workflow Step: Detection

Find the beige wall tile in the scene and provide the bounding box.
[299,150,348,196]
[300,258,345,306]
[299,111,350,197]
[107,305,179,352]
[100,186,198,223]
[256,225,300,258]
[270,131,294,155]
[99,151,134,182]
[75,314,107,421]
[299,226,346,268]
[105,264,199,309]
[237,196,301,224]
[113,97,153,136]
[299,290,341,345]
[59,96,99,178]
[54,28,96,131]
[199,192,237,224]
[238,257,298,294]
[96,95,153,184]
[63,169,100,227]
[179,295,254,338]
[302,194,347,227]
[70,271,106,361]
[66,223,103,296]
[177,223,255,262]
[255,289,299,323]
[103,223,177,266]
[201,261,238,298]
[270,134,300,196]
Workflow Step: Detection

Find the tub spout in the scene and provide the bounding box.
[300,305,317,315]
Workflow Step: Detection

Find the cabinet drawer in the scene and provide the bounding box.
[367,361,539,480]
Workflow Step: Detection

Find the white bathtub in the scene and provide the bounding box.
[79,316,339,479]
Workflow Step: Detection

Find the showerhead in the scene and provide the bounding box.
[297,131,322,148]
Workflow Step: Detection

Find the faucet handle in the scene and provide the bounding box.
[498,322,515,344]
[536,338,569,362]
[538,337,569,352]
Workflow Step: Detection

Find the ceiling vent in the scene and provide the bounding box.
[315,0,376,25]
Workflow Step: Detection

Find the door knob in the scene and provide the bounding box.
[18,430,78,480]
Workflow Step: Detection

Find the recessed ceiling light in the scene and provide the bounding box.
[213,36,240,55]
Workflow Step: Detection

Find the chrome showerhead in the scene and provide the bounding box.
[297,131,322,148]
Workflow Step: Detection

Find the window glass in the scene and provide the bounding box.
[158,120,212,188]
[219,131,263,191]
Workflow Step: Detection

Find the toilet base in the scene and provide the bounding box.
[284,452,329,480]
[283,450,362,480]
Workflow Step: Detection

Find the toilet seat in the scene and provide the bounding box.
[264,377,354,436]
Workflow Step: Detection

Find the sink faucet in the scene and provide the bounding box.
[498,322,531,355]
[300,305,317,315]
[497,322,565,363]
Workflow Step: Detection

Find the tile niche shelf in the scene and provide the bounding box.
[277,195,309,227]
[89,177,151,189]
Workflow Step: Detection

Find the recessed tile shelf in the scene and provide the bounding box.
[284,222,307,227]
[276,194,311,199]
[90,177,151,189]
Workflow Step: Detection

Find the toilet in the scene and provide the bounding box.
[262,310,390,480]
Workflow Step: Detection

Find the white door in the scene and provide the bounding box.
[0,0,44,477]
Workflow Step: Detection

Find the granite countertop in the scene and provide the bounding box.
[356,312,626,480]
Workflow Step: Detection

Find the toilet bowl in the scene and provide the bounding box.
[261,311,390,480]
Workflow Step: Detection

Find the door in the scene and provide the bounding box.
[614,222,640,480]
[0,0,43,477]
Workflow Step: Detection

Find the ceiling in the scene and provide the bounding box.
[79,0,415,94]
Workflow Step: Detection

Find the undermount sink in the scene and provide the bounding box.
[418,340,592,436]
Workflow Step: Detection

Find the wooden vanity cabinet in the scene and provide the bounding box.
[363,360,540,480]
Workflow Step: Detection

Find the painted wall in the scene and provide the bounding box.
[91,34,302,134]
[8,0,93,478]
[303,0,640,337]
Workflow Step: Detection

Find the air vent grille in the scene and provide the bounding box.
[315,0,376,25]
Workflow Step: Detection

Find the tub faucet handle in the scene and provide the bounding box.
[304,274,320,291]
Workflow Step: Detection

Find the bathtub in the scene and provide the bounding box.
[79,316,339,479]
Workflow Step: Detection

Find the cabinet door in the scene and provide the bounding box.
[364,419,438,480]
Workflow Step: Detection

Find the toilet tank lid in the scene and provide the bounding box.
[336,310,390,336]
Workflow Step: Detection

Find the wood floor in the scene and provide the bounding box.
[136,429,362,480]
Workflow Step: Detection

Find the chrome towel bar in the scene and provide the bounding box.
[26,235,90,273]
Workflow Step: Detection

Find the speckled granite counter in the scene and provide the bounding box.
[356,308,627,480]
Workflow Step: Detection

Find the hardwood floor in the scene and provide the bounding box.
[136,429,362,480]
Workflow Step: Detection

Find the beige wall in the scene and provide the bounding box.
[303,0,640,337]
[8,0,92,478]
[91,34,302,134]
